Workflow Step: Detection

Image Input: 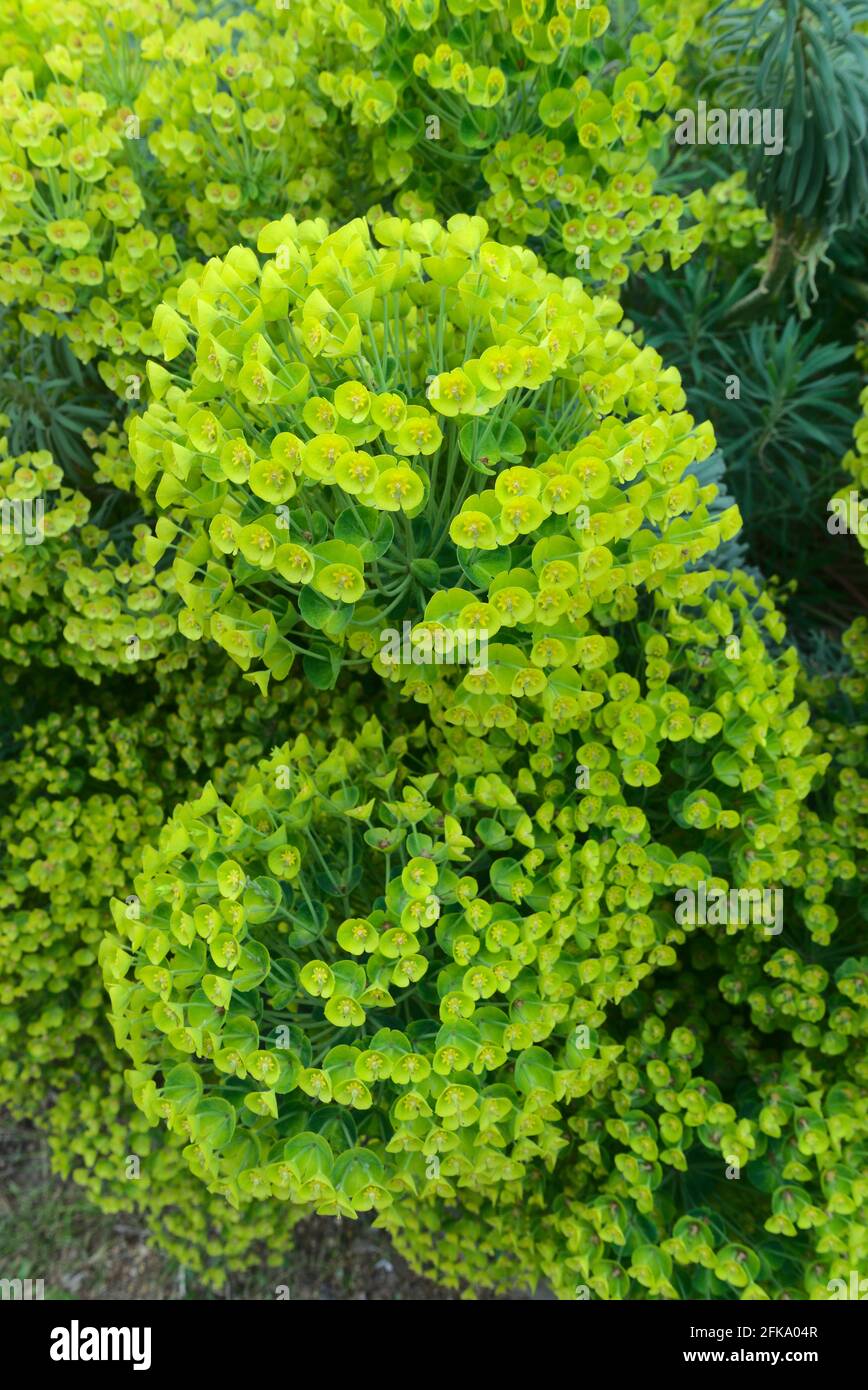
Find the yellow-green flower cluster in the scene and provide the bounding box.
[480,136,702,290]
[129,212,742,717]
[316,0,710,289]
[134,8,338,259]
[86,419,139,494]
[0,0,340,392]
[0,449,182,682]
[0,64,183,384]
[99,677,863,1295]
[687,171,773,257]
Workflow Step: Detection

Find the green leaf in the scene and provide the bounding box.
[410,557,441,587]
[476,818,512,850]
[514,1046,556,1097]
[335,506,394,561]
[303,645,342,689]
[232,939,271,990]
[288,900,327,948]
[299,585,334,630]
[458,419,525,474]
[190,1097,236,1150]
[458,108,498,148]
[282,1132,334,1183]
[161,1064,203,1114]
[458,546,511,588]
[242,877,282,925]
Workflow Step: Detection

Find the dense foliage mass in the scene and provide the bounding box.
[0,0,865,1299]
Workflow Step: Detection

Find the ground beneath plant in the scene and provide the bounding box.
[0,1114,537,1300]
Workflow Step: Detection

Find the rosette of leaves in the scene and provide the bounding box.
[313,0,708,288]
[705,0,868,316]
[130,209,749,721]
[0,323,114,477]
[628,262,862,629]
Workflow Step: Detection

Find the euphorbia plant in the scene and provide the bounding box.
[99,663,862,1294]
[0,423,183,681]
[0,61,185,391]
[0,652,364,1286]
[0,1,339,393]
[0,0,864,1310]
[130,209,740,715]
[314,0,708,288]
[133,6,339,260]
